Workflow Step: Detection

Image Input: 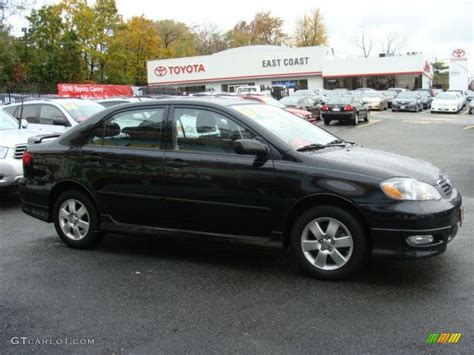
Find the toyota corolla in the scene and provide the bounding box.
[19,98,463,280]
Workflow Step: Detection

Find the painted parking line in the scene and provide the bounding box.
[357,119,381,128]
[463,125,474,130]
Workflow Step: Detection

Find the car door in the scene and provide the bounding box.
[160,105,274,238]
[82,105,168,227]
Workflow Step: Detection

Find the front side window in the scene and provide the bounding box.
[89,108,165,149]
[39,105,67,125]
[172,108,255,154]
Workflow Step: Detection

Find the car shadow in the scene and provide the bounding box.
[89,232,450,288]
[0,191,21,209]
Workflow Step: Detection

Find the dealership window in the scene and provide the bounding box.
[172,108,255,154]
[271,79,308,90]
[179,85,206,94]
[324,74,421,90]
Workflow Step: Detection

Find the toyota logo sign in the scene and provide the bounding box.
[452,49,465,58]
[154,66,168,77]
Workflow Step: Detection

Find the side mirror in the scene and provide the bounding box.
[53,116,68,126]
[234,139,269,158]
[21,119,28,129]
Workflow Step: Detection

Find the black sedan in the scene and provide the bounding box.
[418,91,434,109]
[19,98,462,280]
[320,95,369,125]
[392,92,424,112]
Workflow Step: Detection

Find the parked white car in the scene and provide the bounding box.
[0,111,55,191]
[1,99,104,133]
[431,93,463,113]
[446,90,467,108]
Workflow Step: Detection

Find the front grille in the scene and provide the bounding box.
[438,176,453,196]
[14,144,27,159]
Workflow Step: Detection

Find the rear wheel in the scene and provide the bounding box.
[291,205,368,280]
[53,190,103,249]
[323,118,330,125]
[352,112,359,125]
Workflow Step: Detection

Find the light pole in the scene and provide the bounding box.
[21,27,28,83]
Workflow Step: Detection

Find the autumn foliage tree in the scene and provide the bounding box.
[293,8,328,47]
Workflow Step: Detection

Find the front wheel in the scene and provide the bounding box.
[291,206,368,280]
[323,118,330,125]
[364,111,369,122]
[53,190,103,249]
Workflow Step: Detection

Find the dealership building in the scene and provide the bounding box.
[146,45,433,93]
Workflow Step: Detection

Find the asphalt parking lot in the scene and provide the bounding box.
[1,108,473,354]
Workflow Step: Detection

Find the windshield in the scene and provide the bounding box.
[363,92,382,98]
[383,91,397,97]
[397,92,417,99]
[231,104,336,150]
[327,96,353,105]
[60,101,104,122]
[0,111,19,130]
[292,90,312,96]
[435,93,458,100]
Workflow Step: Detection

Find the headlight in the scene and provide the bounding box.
[0,146,8,159]
[380,178,441,201]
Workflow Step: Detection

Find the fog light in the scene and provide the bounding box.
[406,235,434,246]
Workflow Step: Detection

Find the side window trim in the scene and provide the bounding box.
[86,105,169,151]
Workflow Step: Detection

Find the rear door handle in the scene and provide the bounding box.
[166,159,188,168]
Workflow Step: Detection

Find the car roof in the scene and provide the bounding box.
[6,98,99,106]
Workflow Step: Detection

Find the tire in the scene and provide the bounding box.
[364,111,369,122]
[53,190,103,249]
[352,112,359,126]
[323,118,330,125]
[291,205,368,280]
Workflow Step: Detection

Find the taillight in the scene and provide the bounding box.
[23,151,32,167]
[343,105,353,111]
[321,105,329,111]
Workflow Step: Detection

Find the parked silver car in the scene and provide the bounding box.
[0,111,54,191]
[1,99,104,133]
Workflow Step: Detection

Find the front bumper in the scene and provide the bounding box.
[359,191,462,258]
[0,157,23,191]
[431,106,458,113]
[392,103,418,111]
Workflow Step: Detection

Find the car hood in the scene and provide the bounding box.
[306,145,441,184]
[394,98,416,102]
[363,97,382,103]
[0,128,52,148]
[432,99,457,105]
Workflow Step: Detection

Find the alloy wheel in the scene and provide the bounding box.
[301,217,354,271]
[58,199,90,241]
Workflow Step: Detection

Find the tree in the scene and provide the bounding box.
[353,25,373,58]
[106,16,162,85]
[0,0,31,24]
[154,20,197,58]
[293,8,328,47]
[0,27,20,83]
[431,60,449,87]
[380,33,407,56]
[194,23,229,55]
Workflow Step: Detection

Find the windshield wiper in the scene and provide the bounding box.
[296,139,354,152]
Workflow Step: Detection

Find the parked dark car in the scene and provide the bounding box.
[392,92,423,112]
[320,95,369,125]
[418,91,434,109]
[383,90,397,108]
[19,98,463,280]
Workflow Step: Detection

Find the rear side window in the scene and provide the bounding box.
[89,108,166,149]
[2,105,17,116]
[17,105,40,123]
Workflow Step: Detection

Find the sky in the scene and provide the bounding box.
[8,0,474,71]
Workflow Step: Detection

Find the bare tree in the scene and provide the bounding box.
[195,23,229,55]
[381,33,407,56]
[353,25,374,58]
